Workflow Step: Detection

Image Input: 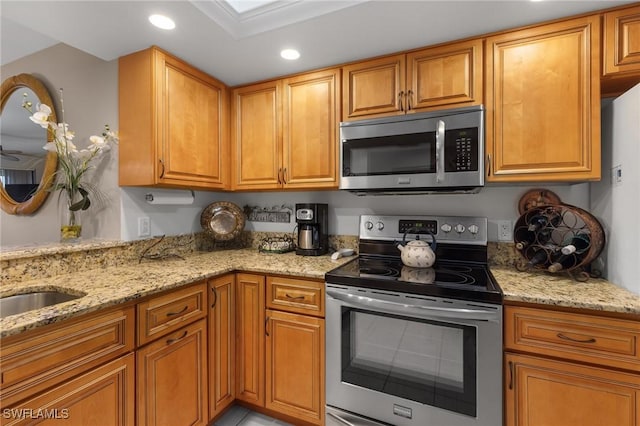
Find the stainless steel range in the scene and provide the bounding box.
[325,215,502,426]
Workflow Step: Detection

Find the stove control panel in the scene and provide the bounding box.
[360,215,488,245]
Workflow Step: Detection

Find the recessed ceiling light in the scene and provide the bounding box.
[280,49,300,60]
[149,14,176,30]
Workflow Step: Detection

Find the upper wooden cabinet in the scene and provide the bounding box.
[119,46,229,190]
[231,68,340,190]
[602,4,640,96]
[485,15,601,182]
[342,39,483,121]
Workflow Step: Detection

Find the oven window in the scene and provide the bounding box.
[342,132,436,176]
[341,308,477,417]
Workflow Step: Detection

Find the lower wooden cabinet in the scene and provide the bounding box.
[235,273,266,406]
[265,309,325,425]
[3,354,135,426]
[209,274,236,420]
[505,353,640,426]
[136,319,208,426]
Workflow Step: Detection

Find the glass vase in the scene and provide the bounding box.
[60,192,82,242]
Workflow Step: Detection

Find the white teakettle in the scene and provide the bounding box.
[397,230,437,268]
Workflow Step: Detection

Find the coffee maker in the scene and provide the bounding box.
[295,203,328,256]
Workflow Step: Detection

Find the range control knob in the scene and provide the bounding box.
[376,222,384,231]
[365,221,373,230]
[454,224,466,234]
[441,223,452,233]
[468,224,479,235]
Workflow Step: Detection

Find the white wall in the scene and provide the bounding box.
[590,84,640,294]
[120,184,590,242]
[1,44,120,248]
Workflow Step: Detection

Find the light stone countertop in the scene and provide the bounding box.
[2,250,640,339]
[0,249,354,338]
[493,266,640,316]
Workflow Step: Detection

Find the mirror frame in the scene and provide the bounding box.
[1,73,58,215]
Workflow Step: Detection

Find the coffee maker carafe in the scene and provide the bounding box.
[295,203,328,256]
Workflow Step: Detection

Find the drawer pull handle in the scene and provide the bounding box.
[508,360,514,390]
[265,316,270,337]
[211,287,218,309]
[166,305,188,317]
[285,293,305,301]
[557,333,596,344]
[166,330,188,345]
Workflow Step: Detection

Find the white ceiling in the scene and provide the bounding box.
[0,0,635,87]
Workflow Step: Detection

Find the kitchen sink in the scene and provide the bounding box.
[0,290,85,319]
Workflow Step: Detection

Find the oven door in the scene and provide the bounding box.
[325,284,502,426]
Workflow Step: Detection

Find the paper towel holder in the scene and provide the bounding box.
[145,189,195,205]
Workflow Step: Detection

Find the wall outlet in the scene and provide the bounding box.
[497,220,513,241]
[138,217,151,237]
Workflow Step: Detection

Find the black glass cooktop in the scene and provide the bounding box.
[325,256,502,304]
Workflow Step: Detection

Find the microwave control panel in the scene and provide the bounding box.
[445,127,478,172]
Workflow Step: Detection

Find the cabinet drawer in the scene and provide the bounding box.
[505,306,640,371]
[266,276,324,317]
[137,282,207,346]
[0,306,134,407]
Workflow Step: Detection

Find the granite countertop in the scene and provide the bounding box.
[493,266,640,316]
[2,249,640,339]
[0,249,354,338]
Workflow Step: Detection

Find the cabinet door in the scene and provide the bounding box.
[604,5,640,77]
[342,54,406,120]
[231,81,282,190]
[137,319,208,426]
[485,16,601,182]
[265,309,324,425]
[282,69,340,189]
[158,52,229,189]
[3,354,134,426]
[235,273,265,406]
[505,353,640,426]
[407,39,483,112]
[208,275,235,420]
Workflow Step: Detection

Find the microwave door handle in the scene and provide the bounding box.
[435,119,445,183]
[326,289,499,322]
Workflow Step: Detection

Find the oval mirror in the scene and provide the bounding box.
[0,74,58,215]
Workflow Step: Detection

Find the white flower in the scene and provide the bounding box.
[29,104,52,128]
[89,135,111,154]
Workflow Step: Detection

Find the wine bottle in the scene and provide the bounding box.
[547,251,577,273]
[560,233,591,255]
[524,248,549,269]
[527,209,562,232]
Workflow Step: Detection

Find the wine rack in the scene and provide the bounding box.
[513,204,605,281]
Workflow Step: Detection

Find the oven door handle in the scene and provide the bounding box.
[326,289,499,322]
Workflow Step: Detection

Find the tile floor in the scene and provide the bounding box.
[213,405,292,426]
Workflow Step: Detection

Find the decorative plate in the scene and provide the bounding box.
[200,201,245,241]
[518,188,563,214]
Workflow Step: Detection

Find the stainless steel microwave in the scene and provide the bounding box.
[339,106,485,194]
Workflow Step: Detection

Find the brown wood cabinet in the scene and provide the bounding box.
[266,275,324,318]
[208,274,235,420]
[235,273,266,406]
[265,309,324,425]
[504,305,640,426]
[342,39,483,121]
[0,306,134,407]
[231,68,340,190]
[3,354,135,426]
[485,16,601,182]
[119,46,229,190]
[602,4,640,96]
[137,318,208,426]
[137,281,207,346]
